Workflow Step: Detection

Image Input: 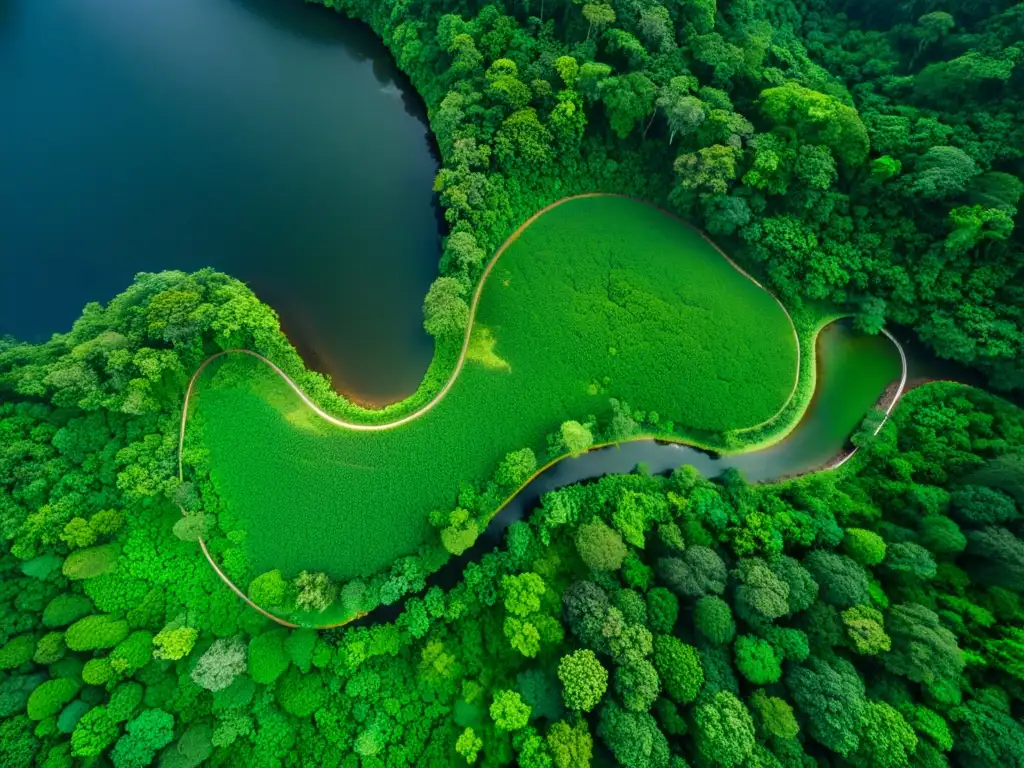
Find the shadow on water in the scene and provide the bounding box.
[228,0,435,134]
[0,0,15,39]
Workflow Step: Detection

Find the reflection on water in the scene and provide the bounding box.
[0,0,440,402]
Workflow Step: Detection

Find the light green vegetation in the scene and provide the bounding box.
[187,197,797,582]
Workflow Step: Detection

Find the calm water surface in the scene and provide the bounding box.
[0,0,440,401]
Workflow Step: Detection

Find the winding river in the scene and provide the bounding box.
[339,320,974,629]
[195,313,924,630]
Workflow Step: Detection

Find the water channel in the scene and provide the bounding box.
[339,319,958,628]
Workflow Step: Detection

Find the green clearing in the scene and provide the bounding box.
[188,196,797,581]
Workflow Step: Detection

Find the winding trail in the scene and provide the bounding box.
[177,194,882,630]
[177,194,799,438]
[826,327,909,470]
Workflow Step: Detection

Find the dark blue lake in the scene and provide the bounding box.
[0,0,440,402]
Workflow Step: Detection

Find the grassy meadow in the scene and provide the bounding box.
[188,196,798,581]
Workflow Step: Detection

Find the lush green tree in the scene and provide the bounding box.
[109,631,153,676]
[967,527,1024,591]
[560,421,594,457]
[441,508,480,556]
[61,545,118,581]
[547,720,593,768]
[27,679,80,721]
[491,690,531,732]
[651,635,703,704]
[735,635,782,685]
[456,727,483,765]
[276,666,325,718]
[884,603,964,697]
[849,701,918,768]
[695,596,736,644]
[771,555,819,614]
[675,145,741,196]
[694,691,756,768]
[765,626,810,663]
[581,3,615,42]
[908,147,979,200]
[496,448,538,488]
[0,634,35,670]
[842,605,891,656]
[576,519,628,571]
[787,657,865,757]
[613,589,648,626]
[884,543,937,581]
[248,629,290,685]
[735,558,790,622]
[805,551,871,608]
[42,595,93,628]
[646,588,678,634]
[423,277,470,337]
[597,701,669,768]
[293,570,336,613]
[557,650,608,712]
[191,637,247,692]
[843,529,888,567]
[750,690,799,741]
[950,691,1024,768]
[171,512,208,543]
[65,614,129,651]
[657,546,727,597]
[563,580,610,650]
[71,707,119,758]
[33,631,66,665]
[919,516,967,556]
[110,709,174,768]
[504,573,546,617]
[759,83,869,165]
[950,486,1018,526]
[616,659,660,712]
[152,623,197,661]
[248,569,288,609]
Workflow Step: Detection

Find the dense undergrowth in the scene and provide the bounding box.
[306,0,1022,392]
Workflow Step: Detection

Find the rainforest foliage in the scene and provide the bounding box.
[308,0,1022,390]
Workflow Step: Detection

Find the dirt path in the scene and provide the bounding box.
[826,327,908,470]
[176,192,805,630]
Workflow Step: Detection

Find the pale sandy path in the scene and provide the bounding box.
[176,193,808,629]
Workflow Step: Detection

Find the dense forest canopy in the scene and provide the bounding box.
[1,0,1023,766]
[317,0,1023,389]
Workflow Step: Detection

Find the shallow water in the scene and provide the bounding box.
[0,0,440,401]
